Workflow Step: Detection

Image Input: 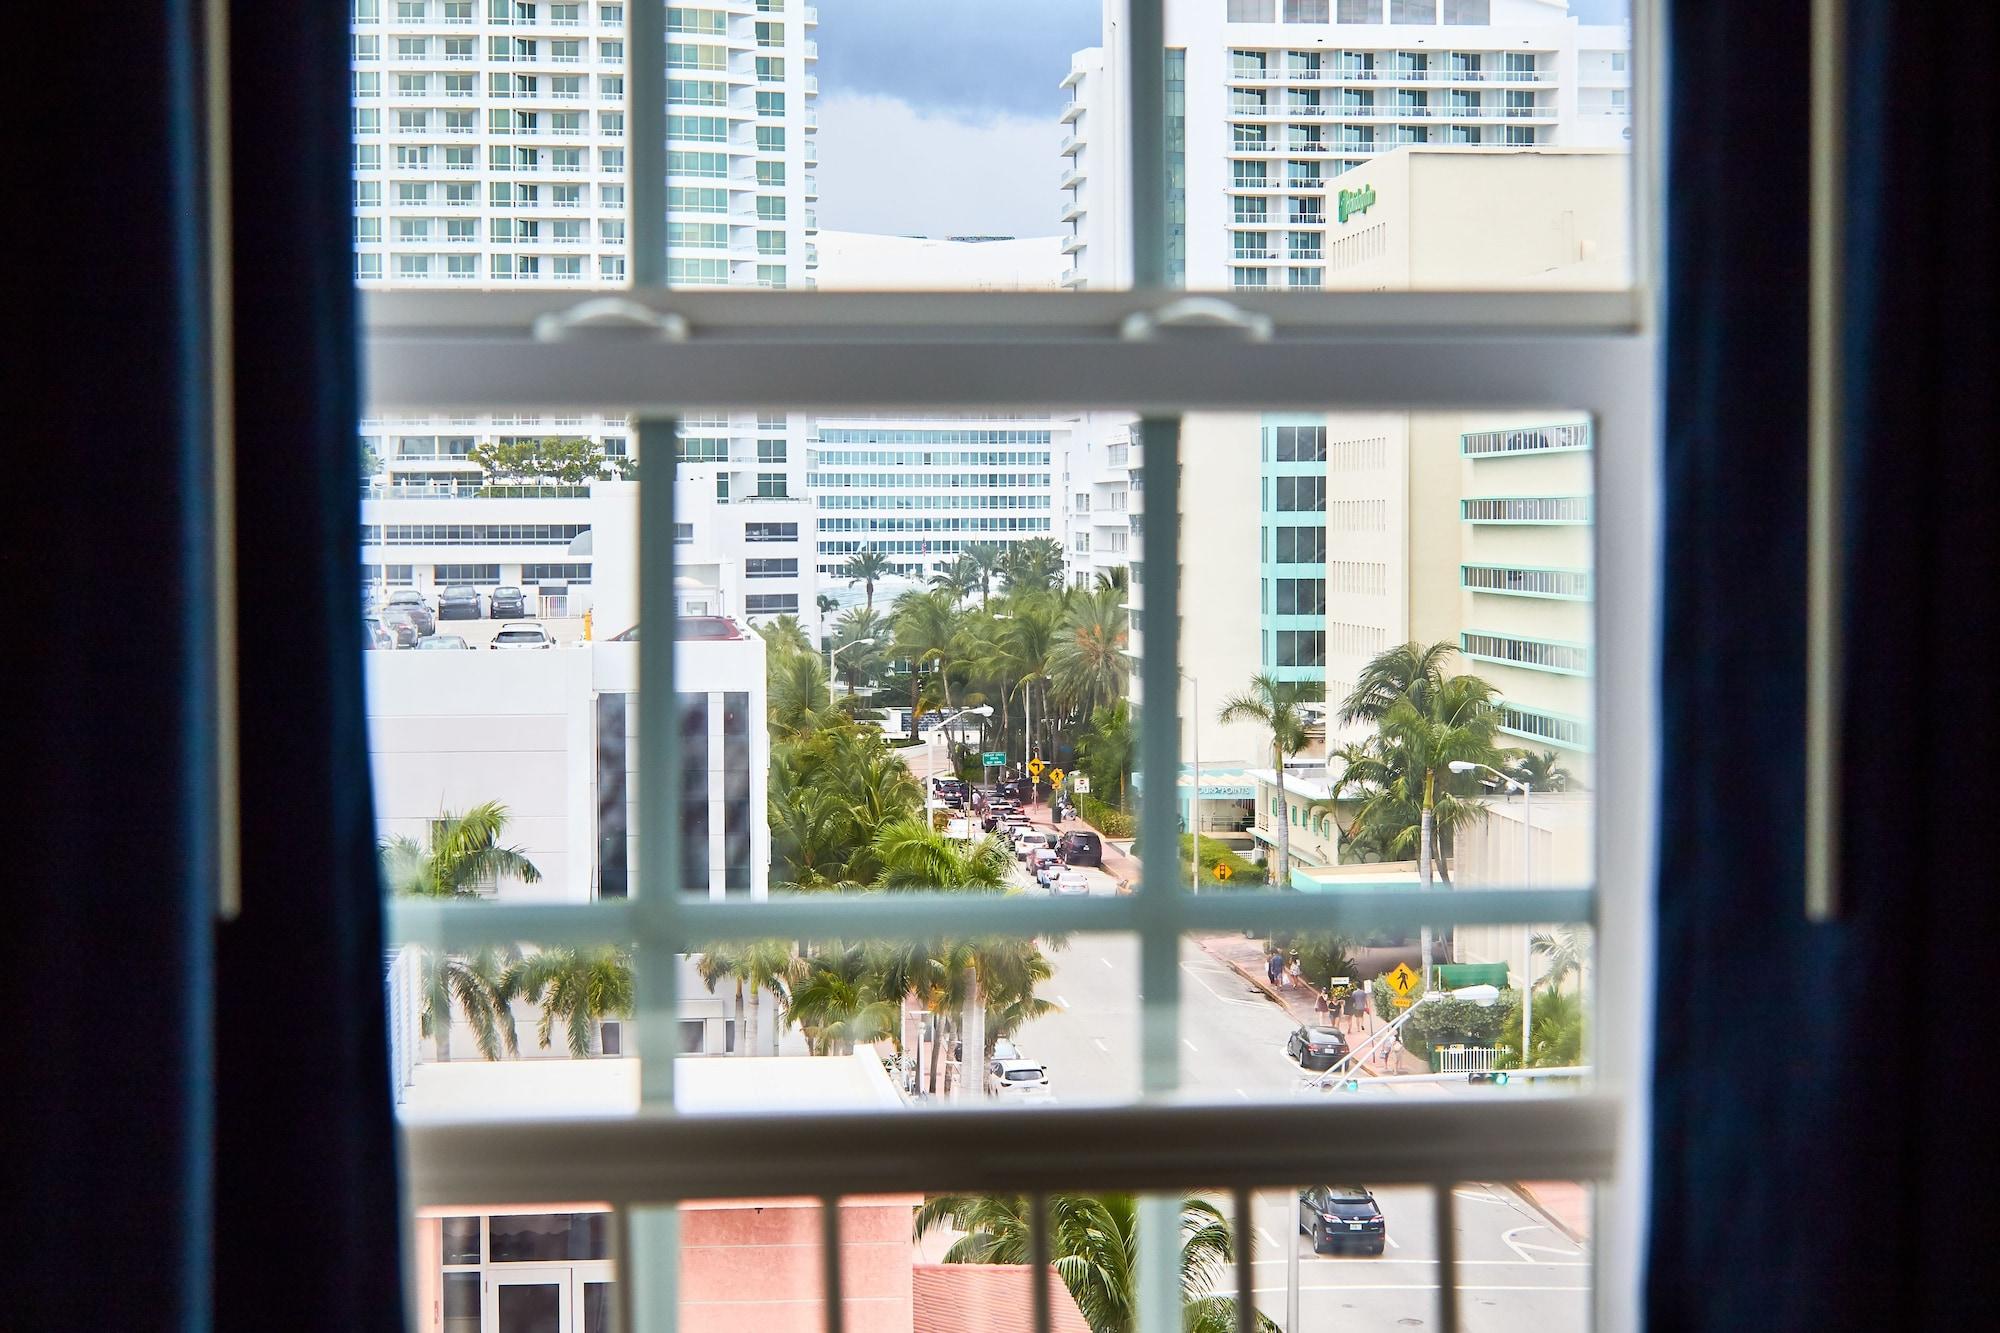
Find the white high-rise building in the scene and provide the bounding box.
[353,0,823,629]
[806,414,1081,592]
[1060,0,1630,290]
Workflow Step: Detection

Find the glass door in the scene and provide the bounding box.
[487,1268,570,1333]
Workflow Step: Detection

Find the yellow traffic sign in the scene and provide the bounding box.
[1047,768,1065,787]
[1211,862,1233,881]
[1027,758,1045,777]
[1383,962,1421,1007]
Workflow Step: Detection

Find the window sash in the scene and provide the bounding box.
[372,3,1665,1331]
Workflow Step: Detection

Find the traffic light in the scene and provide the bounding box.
[1337,1077,1362,1093]
[1467,1071,1512,1086]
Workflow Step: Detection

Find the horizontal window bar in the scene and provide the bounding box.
[385,887,1596,950]
[362,292,1650,413]
[403,1095,1617,1207]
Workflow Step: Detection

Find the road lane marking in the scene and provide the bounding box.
[1056,995,1069,1009]
[1385,1234,1401,1250]
[1100,957,1115,969]
[1253,1227,1275,1247]
[1183,1038,1200,1052]
[1091,1037,1109,1053]
[1453,1187,1510,1206]
[1178,960,1278,1009]
[1501,1224,1584,1264]
[1235,1088,1249,1101]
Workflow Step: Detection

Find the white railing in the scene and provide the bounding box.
[383,946,423,1105]
[1435,1045,1502,1073]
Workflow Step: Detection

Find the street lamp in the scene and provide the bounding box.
[1450,760,1535,1061]
[924,705,993,827]
[827,636,875,699]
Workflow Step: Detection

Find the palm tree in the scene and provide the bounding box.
[1075,701,1136,808]
[871,817,1014,891]
[963,541,1004,608]
[1529,926,1590,994]
[998,537,1067,595]
[783,944,899,1055]
[831,607,888,693]
[1047,585,1130,718]
[843,549,893,613]
[816,592,840,619]
[913,1194,1271,1333]
[379,801,542,898]
[755,613,813,656]
[696,939,797,1056]
[929,555,981,605]
[1001,601,1058,761]
[1337,639,1458,727]
[419,946,519,1062]
[1094,566,1129,595]
[1217,674,1318,888]
[767,647,836,740]
[1509,749,1578,793]
[891,588,962,720]
[501,946,635,1058]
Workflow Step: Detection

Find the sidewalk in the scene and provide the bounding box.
[1510,1180,1591,1245]
[1034,799,1142,890]
[1194,933,1428,1075]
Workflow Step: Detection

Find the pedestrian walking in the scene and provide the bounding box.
[1313,987,1331,1024]
[1285,952,1306,990]
[1266,949,1284,986]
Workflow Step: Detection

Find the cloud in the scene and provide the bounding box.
[813,0,1101,120]
[814,93,1065,238]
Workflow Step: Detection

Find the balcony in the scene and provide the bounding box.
[1060,234,1085,255]
[1059,168,1085,191]
[1059,196,1083,223]
[1060,100,1084,125]
[1060,132,1084,157]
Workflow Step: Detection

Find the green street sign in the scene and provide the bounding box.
[981,751,1006,767]
[1337,184,1377,223]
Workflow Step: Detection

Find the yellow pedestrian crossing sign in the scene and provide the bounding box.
[1027,758,1045,777]
[1047,768,1064,787]
[1383,963,1421,1007]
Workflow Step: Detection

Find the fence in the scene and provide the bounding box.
[1433,1044,1501,1074]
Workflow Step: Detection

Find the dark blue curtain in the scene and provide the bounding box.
[16,2,401,1327]
[1651,2,1997,1328]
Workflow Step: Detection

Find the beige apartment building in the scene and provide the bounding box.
[1155,147,1613,847]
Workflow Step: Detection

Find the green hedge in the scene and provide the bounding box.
[1182,834,1267,889]
[1074,793,1136,839]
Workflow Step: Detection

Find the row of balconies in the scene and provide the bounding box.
[1229,102,1557,122]
[1225,65,1558,86]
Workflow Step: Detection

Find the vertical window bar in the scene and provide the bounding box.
[820,1196,846,1333]
[1136,1196,1180,1333]
[636,417,682,1109]
[1231,1188,1256,1333]
[627,1205,680,1333]
[1432,1183,1460,1333]
[628,1,666,285]
[1128,0,1168,289]
[1134,414,1183,1097]
[1029,1192,1053,1333]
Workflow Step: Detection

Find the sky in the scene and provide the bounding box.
[811,1,1631,238]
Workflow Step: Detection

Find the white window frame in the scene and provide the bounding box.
[374,4,1663,1332]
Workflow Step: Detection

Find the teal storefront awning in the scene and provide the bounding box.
[1436,963,1511,989]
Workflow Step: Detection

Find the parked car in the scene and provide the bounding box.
[1058,830,1103,866]
[377,604,429,643]
[362,617,395,651]
[1298,1186,1386,1256]
[1286,1024,1350,1072]
[490,622,555,650]
[436,585,483,620]
[1030,848,1061,885]
[932,777,969,808]
[417,634,471,650]
[1052,869,1091,897]
[985,1059,1053,1101]
[380,591,435,637]
[488,585,528,619]
[990,1038,1021,1062]
[1013,831,1042,862]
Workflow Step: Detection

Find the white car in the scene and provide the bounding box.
[986,1059,1053,1101]
[1052,869,1091,897]
[1014,831,1045,861]
[490,622,555,650]
[1030,848,1061,884]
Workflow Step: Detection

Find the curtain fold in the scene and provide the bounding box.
[1651,2,1997,1327]
[212,0,405,1328]
[17,2,401,1328]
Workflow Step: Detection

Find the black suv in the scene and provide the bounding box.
[437,585,483,620]
[1298,1186,1386,1256]
[1286,1024,1349,1071]
[1058,830,1102,866]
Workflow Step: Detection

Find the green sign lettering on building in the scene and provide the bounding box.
[1337,184,1377,224]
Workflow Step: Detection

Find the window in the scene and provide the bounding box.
[756,91,785,117]
[363,7,1652,1326]
[1390,0,1437,23]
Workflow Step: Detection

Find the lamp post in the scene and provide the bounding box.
[925,705,993,827]
[827,636,874,700]
[1450,760,1535,1061]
